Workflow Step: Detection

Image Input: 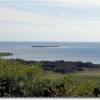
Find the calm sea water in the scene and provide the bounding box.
[0,42,100,64]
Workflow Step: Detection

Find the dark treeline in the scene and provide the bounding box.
[9,59,100,73]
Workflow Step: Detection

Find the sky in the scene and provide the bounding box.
[0,0,100,42]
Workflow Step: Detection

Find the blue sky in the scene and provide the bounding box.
[0,0,100,41]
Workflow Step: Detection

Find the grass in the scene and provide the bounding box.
[45,71,65,81]
[73,70,100,77]
[69,70,100,82]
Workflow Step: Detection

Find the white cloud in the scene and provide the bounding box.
[0,6,51,24]
[0,1,100,41]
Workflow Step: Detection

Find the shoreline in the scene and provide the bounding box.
[1,52,100,65]
[1,52,100,73]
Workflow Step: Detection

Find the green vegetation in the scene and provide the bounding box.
[0,59,100,97]
[70,70,100,82]
[33,61,100,73]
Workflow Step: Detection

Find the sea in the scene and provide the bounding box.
[0,41,100,64]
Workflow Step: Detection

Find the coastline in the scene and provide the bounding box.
[6,58,100,74]
[1,52,100,74]
[0,53,100,97]
[0,52,13,56]
[1,42,100,64]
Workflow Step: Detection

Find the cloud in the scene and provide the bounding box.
[0,5,100,34]
[0,6,49,24]
[0,6,68,26]
[0,0,100,41]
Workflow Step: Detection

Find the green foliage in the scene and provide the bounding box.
[0,59,100,97]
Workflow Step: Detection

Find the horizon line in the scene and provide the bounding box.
[0,41,100,43]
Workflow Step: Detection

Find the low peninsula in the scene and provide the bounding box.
[0,52,13,56]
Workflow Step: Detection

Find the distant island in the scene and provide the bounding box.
[0,52,13,56]
[32,46,60,48]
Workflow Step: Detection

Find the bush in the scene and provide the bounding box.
[0,59,100,97]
